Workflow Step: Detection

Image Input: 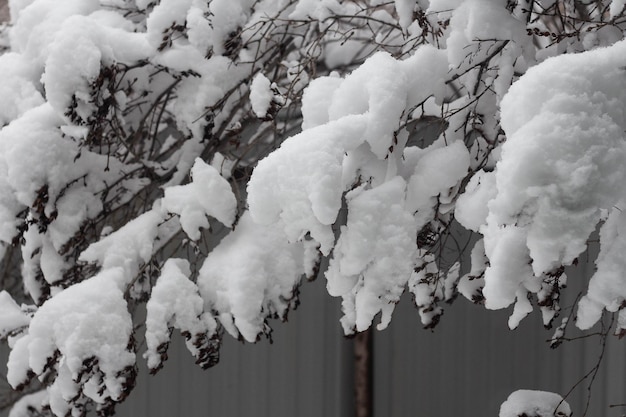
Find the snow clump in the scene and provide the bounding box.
[162,158,237,240]
[499,389,571,417]
[198,212,319,342]
[482,38,626,329]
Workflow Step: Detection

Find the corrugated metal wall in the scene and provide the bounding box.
[1,244,625,416]
[112,235,626,417]
[116,276,355,417]
[374,290,626,416]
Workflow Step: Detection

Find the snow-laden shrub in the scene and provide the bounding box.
[0,0,625,414]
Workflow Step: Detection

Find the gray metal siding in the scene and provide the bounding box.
[116,254,626,417]
[2,255,625,416]
[115,276,354,417]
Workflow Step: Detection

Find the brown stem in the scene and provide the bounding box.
[354,328,372,417]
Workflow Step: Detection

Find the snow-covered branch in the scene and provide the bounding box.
[0,0,625,414]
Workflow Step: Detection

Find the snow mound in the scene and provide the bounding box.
[499,390,571,417]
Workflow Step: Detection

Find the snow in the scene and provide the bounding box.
[0,52,44,126]
[247,114,367,254]
[327,52,410,159]
[394,0,415,30]
[145,0,192,50]
[289,0,342,21]
[186,4,213,53]
[406,140,470,226]
[408,253,445,327]
[207,0,254,56]
[37,234,68,285]
[457,239,487,303]
[455,170,496,232]
[249,48,470,333]
[9,0,100,67]
[44,25,102,121]
[168,55,247,144]
[482,39,626,328]
[610,0,626,18]
[162,158,237,240]
[300,73,342,130]
[249,73,273,119]
[42,14,151,125]
[8,390,48,417]
[284,60,310,94]
[499,389,571,417]
[198,212,318,342]
[79,209,164,287]
[3,0,626,412]
[402,45,449,106]
[0,101,138,298]
[577,206,626,331]
[210,152,235,179]
[0,104,69,217]
[0,291,31,339]
[482,223,535,310]
[144,259,217,370]
[326,177,417,332]
[0,102,116,297]
[446,0,530,72]
[7,269,135,414]
[249,49,452,255]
